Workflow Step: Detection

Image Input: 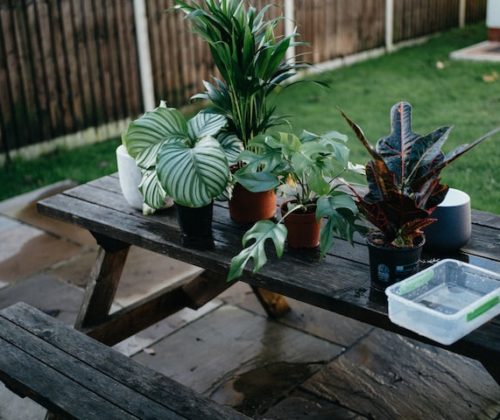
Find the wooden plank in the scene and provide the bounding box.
[0,314,183,419]
[0,338,136,419]
[302,329,500,418]
[75,245,130,329]
[1,303,248,420]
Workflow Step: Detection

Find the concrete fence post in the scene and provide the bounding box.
[284,0,296,63]
[459,0,467,28]
[133,0,156,112]
[385,0,394,51]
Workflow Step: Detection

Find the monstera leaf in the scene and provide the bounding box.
[157,136,230,208]
[342,102,499,247]
[227,220,288,282]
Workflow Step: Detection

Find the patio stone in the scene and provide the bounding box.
[114,299,223,357]
[115,247,202,307]
[0,383,46,420]
[0,274,84,325]
[261,390,366,419]
[301,329,500,419]
[0,219,82,284]
[0,180,95,247]
[220,282,373,347]
[132,305,343,402]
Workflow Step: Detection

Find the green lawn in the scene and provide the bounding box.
[274,23,500,213]
[1,23,499,213]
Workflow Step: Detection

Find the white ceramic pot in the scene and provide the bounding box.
[424,188,472,252]
[116,145,144,210]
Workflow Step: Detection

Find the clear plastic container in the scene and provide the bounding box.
[385,259,500,345]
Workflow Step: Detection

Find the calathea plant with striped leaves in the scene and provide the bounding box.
[123,103,242,249]
[122,102,242,210]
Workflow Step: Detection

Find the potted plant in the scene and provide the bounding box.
[342,101,499,291]
[122,102,237,216]
[227,130,364,282]
[175,0,305,224]
[149,109,234,250]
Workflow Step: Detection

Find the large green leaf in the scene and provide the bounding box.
[234,171,280,193]
[138,169,167,210]
[188,112,227,140]
[227,220,287,282]
[123,106,188,169]
[217,132,244,165]
[157,136,230,208]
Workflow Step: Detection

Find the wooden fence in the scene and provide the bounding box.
[0,0,488,159]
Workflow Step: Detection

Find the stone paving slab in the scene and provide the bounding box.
[0,180,95,247]
[0,220,82,284]
[132,305,343,402]
[220,282,373,347]
[261,390,366,419]
[301,328,500,420]
[0,273,84,325]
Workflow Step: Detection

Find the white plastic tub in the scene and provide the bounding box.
[386,259,500,345]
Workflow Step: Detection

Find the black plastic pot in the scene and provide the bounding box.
[367,233,425,291]
[176,202,214,250]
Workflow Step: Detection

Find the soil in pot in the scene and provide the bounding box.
[176,202,214,250]
[229,183,277,224]
[367,232,425,291]
[281,202,321,249]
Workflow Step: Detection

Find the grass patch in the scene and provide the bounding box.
[0,24,499,213]
[274,23,500,213]
[0,138,120,201]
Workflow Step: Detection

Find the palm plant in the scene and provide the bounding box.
[175,0,305,147]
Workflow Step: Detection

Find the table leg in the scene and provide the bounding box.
[481,358,500,385]
[251,287,291,318]
[74,241,130,330]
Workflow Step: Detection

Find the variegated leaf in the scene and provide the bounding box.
[188,112,227,140]
[157,136,230,208]
[138,169,167,210]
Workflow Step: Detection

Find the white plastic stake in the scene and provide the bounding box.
[284,0,296,64]
[133,0,156,112]
[385,0,394,52]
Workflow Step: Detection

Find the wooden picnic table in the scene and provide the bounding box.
[38,174,500,385]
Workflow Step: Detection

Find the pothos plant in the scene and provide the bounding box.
[175,0,307,148]
[122,103,243,210]
[226,130,366,282]
[341,101,500,248]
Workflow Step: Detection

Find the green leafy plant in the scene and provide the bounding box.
[175,0,305,147]
[227,131,365,282]
[342,101,500,248]
[123,103,239,209]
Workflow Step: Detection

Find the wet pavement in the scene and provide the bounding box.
[0,182,499,419]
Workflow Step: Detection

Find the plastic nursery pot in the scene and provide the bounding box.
[281,202,321,249]
[229,183,277,224]
[175,202,215,251]
[367,232,425,292]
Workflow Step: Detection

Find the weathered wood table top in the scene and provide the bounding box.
[38,174,500,383]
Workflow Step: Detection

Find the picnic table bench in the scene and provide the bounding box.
[33,174,500,387]
[0,302,247,419]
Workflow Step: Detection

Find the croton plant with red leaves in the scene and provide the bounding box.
[342,102,499,248]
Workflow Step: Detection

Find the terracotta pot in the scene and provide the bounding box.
[229,183,276,224]
[281,202,321,249]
